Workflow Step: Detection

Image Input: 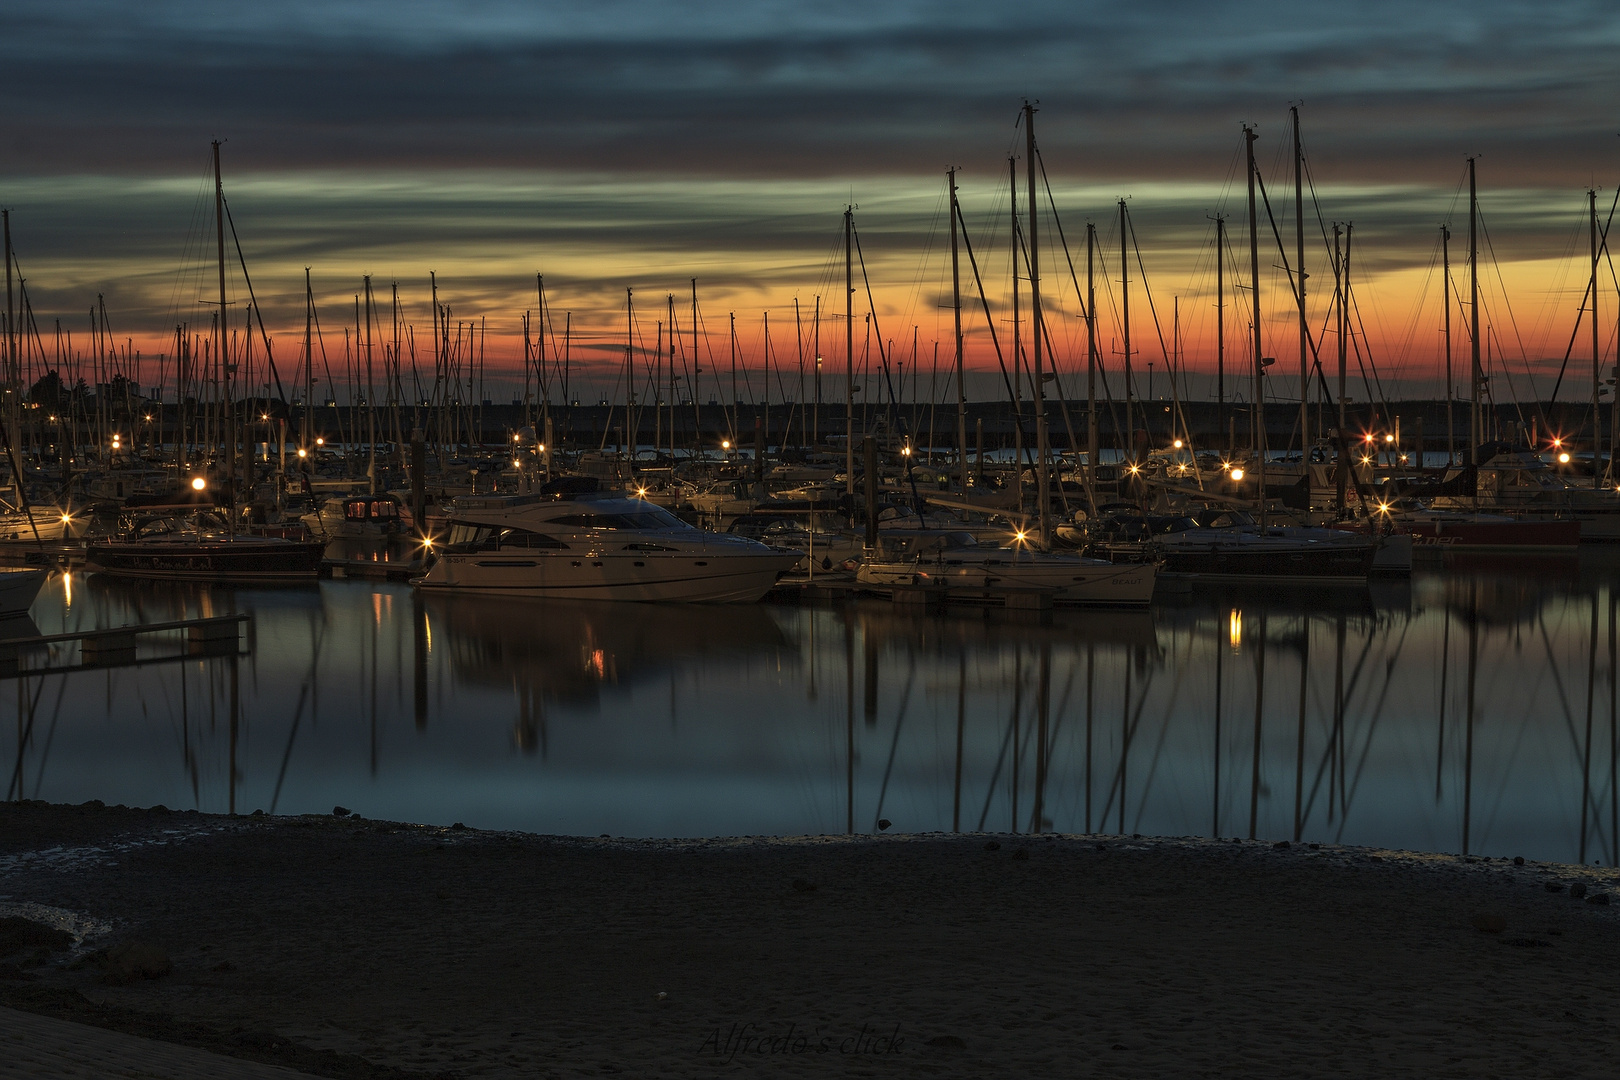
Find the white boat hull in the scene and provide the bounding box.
[416,548,801,603]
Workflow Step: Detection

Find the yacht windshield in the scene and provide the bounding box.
[549,509,689,530]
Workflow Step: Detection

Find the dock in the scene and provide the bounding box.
[324,556,422,581]
[0,613,249,678]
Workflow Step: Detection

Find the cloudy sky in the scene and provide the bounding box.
[2,0,1617,403]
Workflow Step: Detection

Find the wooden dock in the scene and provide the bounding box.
[0,613,249,678]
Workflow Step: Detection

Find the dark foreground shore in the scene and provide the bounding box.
[1,801,1617,1079]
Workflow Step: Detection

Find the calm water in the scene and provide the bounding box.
[6,557,1619,865]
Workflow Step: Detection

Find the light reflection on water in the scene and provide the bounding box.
[7,554,1620,865]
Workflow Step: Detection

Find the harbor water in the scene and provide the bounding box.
[6,555,1619,866]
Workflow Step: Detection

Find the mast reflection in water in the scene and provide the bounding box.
[7,555,1620,866]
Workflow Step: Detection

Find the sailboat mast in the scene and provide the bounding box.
[729,311,737,446]
[3,211,12,397]
[668,292,677,463]
[1591,187,1601,487]
[213,140,234,507]
[1010,156,1021,474]
[1245,125,1265,524]
[364,276,376,492]
[1468,157,1480,468]
[1086,222,1098,490]
[1334,224,1346,515]
[949,168,967,490]
[1442,225,1452,467]
[845,206,855,499]
[1293,106,1309,458]
[1216,214,1225,450]
[1026,101,1049,548]
[303,268,313,452]
[1120,199,1132,466]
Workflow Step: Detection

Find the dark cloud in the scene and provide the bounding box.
[2,2,1616,182]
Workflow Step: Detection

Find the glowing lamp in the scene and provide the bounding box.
[297,448,307,459]
[316,437,325,446]
[1172,439,1183,449]
[1559,452,1571,464]
[721,440,731,450]
[190,477,207,491]
[1385,434,1394,443]
[1230,468,1245,481]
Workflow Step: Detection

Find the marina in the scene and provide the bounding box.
[7,7,1620,1078]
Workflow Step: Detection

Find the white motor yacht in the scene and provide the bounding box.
[414,479,802,602]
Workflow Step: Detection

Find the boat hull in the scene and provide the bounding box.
[0,568,46,616]
[1401,518,1580,550]
[415,549,801,603]
[859,558,1158,606]
[86,540,327,581]
[1154,539,1377,581]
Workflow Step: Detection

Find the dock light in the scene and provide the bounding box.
[296,448,307,459]
[721,439,731,450]
[1013,529,1028,543]
[1359,455,1373,466]
[260,412,268,421]
[1127,463,1140,475]
[1552,437,1564,448]
[1230,467,1245,481]
[60,513,72,524]
[190,477,207,491]
[1173,439,1183,449]
[636,486,648,498]
[1559,452,1571,464]
[143,414,152,422]
[901,445,912,457]
[537,443,545,453]
[1375,500,1392,515]
[1229,609,1242,649]
[1364,433,1376,443]
[316,437,325,446]
[1385,434,1394,444]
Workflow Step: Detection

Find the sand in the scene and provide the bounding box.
[2,800,1618,1079]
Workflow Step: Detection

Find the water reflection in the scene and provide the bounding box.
[5,557,1619,865]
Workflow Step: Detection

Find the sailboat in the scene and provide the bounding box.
[86,142,325,583]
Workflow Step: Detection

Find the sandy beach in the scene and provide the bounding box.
[2,800,1617,1078]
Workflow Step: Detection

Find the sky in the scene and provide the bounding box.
[1,0,1618,405]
